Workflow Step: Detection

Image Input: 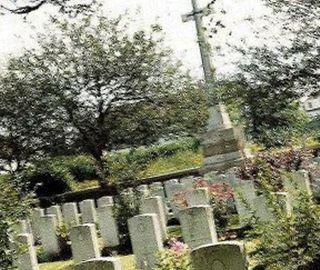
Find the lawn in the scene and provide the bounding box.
[39,255,136,270]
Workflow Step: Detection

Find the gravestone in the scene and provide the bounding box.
[11,219,34,245]
[46,205,63,225]
[284,170,312,195]
[39,215,60,256]
[80,199,97,224]
[136,185,150,199]
[128,214,163,270]
[149,182,169,219]
[75,258,122,270]
[186,188,210,206]
[252,195,273,222]
[191,241,248,270]
[30,208,44,242]
[98,196,114,208]
[140,196,167,240]
[178,206,217,249]
[180,176,195,189]
[62,202,80,227]
[164,179,185,216]
[233,180,257,226]
[70,224,100,263]
[12,233,39,270]
[97,205,120,247]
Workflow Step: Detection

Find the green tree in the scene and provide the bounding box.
[0,14,207,186]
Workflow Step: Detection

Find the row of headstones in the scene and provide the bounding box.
[11,169,313,270]
[12,199,248,270]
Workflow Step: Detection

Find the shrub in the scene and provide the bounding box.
[0,174,32,269]
[238,149,313,191]
[155,238,191,270]
[248,177,320,270]
[195,179,235,231]
[173,179,235,232]
[113,190,140,254]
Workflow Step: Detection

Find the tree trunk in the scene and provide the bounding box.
[94,156,109,188]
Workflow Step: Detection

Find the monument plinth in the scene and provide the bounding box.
[201,104,248,173]
[183,0,249,173]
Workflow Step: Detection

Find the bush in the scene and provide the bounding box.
[113,190,140,254]
[0,174,32,269]
[248,177,320,270]
[155,238,191,270]
[238,149,313,191]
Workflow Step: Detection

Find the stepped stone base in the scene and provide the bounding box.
[200,104,250,173]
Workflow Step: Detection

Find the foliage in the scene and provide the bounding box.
[173,178,235,231]
[0,174,32,269]
[238,148,313,191]
[195,179,235,230]
[155,238,191,270]
[218,77,309,148]
[248,178,320,270]
[113,191,140,254]
[0,0,94,15]
[0,13,207,186]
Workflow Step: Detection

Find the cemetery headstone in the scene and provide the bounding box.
[47,205,63,225]
[186,188,210,206]
[62,202,80,227]
[70,224,100,263]
[178,205,217,249]
[97,196,114,208]
[128,214,163,270]
[97,205,120,247]
[191,241,248,270]
[12,233,39,270]
[80,199,97,224]
[140,196,167,240]
[39,215,61,256]
[75,258,122,270]
[30,208,44,242]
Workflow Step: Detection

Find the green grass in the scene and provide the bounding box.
[140,150,203,178]
[73,149,202,191]
[39,255,136,270]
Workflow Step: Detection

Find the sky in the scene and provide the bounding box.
[0,0,277,77]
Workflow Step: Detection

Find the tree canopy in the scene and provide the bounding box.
[0,14,207,184]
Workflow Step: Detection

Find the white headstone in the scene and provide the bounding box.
[70,224,100,264]
[39,215,60,256]
[46,205,63,225]
[97,205,120,247]
[62,202,80,227]
[179,205,217,249]
[80,199,97,224]
[140,196,167,240]
[186,188,210,206]
[97,196,114,208]
[191,241,248,270]
[30,208,44,242]
[75,258,122,270]
[12,233,39,270]
[128,214,163,270]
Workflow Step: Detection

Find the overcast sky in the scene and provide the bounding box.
[0,0,277,77]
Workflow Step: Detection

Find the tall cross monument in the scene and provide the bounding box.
[183,0,248,172]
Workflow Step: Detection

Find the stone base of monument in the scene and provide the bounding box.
[200,104,250,173]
